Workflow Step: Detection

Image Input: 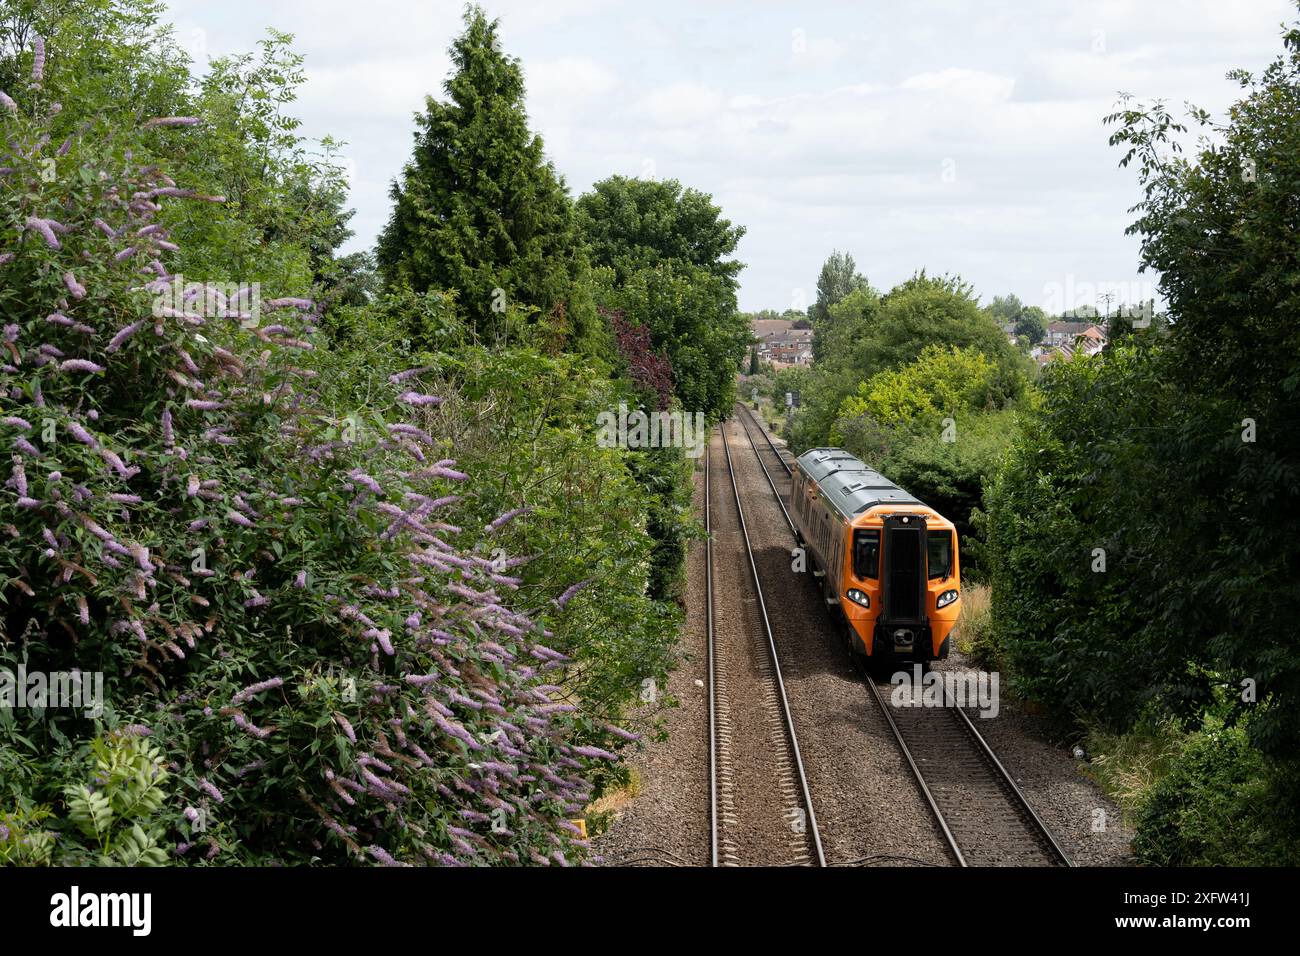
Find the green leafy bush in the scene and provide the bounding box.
[0,41,611,866]
[1131,724,1300,866]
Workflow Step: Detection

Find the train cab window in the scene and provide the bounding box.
[852,529,880,579]
[927,531,953,580]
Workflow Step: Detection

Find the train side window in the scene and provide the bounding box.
[852,529,879,579]
[927,530,953,581]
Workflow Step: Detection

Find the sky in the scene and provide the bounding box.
[164,0,1295,314]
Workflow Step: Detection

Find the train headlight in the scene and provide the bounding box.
[845,588,871,608]
[936,589,959,609]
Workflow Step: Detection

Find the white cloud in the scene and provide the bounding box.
[162,0,1296,312]
[526,57,620,105]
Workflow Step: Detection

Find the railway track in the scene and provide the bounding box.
[705,420,826,866]
[734,402,1072,868]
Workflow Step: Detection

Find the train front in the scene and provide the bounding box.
[843,509,961,662]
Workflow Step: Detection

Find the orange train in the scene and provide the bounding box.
[789,447,960,664]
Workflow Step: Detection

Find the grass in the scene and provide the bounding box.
[954,583,995,667]
[1081,715,1188,823]
[584,766,643,837]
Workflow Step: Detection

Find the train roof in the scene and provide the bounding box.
[795,447,925,518]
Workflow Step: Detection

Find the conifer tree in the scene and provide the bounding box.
[377,5,594,347]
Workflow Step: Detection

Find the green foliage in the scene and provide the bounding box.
[1013,306,1048,346]
[592,263,747,421]
[985,10,1300,790]
[787,273,1028,454]
[1131,723,1300,866]
[861,274,1026,390]
[1,730,170,866]
[809,250,869,361]
[63,731,170,866]
[313,296,690,791]
[835,344,1000,430]
[578,176,749,421]
[0,0,190,131]
[376,6,596,351]
[0,44,609,866]
[574,176,744,289]
[165,32,359,298]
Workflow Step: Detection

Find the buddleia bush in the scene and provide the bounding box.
[0,40,610,866]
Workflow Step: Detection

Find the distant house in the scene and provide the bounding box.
[754,322,815,366]
[1035,322,1108,366]
[1045,320,1093,348]
[1075,325,1107,356]
[752,318,794,341]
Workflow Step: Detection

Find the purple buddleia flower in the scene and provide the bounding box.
[62,272,86,299]
[67,421,99,448]
[333,713,356,744]
[366,845,405,867]
[2,416,31,430]
[264,297,314,310]
[24,218,60,249]
[30,37,45,86]
[397,391,443,407]
[571,744,619,761]
[485,506,530,534]
[0,252,13,265]
[554,578,592,609]
[197,779,223,803]
[346,470,384,496]
[0,91,15,114]
[230,712,271,739]
[105,321,142,352]
[231,677,284,707]
[59,359,104,374]
[420,463,469,481]
[388,366,433,384]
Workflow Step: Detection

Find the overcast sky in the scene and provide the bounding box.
[165,0,1294,314]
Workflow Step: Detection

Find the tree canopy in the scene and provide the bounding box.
[376,7,596,349]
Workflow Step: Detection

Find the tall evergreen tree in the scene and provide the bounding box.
[377,5,594,346]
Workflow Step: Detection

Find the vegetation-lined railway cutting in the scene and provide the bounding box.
[705,423,826,866]
[735,404,1072,868]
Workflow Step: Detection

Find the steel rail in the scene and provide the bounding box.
[944,687,1075,867]
[718,417,827,866]
[704,426,720,867]
[737,403,1072,867]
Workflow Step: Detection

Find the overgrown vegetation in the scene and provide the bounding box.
[982,9,1300,863]
[767,7,1300,865]
[0,2,736,865]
